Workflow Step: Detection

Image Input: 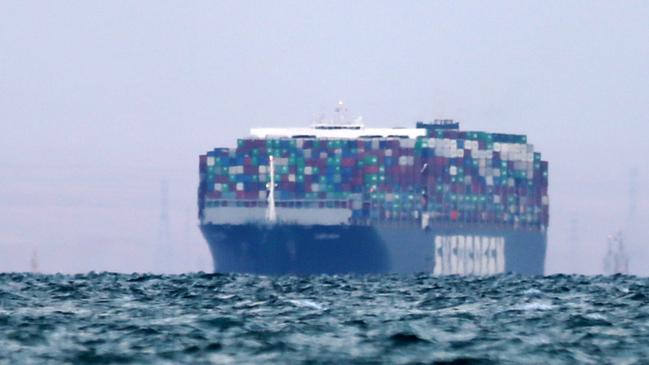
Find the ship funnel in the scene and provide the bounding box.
[416,119,459,130]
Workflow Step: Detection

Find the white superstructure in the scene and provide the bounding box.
[250,125,426,140]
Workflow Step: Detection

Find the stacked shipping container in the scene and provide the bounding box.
[198,127,549,229]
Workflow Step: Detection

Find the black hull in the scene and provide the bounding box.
[200,223,546,275]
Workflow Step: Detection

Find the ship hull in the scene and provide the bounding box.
[200,223,546,275]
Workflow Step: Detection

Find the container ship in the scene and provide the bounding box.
[198,112,548,275]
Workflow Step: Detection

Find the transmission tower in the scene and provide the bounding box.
[628,168,638,222]
[569,217,579,244]
[157,180,172,273]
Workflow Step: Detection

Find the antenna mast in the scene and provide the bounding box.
[334,100,348,124]
[266,156,277,223]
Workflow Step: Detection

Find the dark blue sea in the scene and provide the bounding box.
[1,273,648,364]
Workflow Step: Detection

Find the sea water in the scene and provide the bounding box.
[1,273,648,364]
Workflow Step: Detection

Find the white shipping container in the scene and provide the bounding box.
[385,149,392,157]
[514,161,525,170]
[320,152,327,159]
[371,140,379,150]
[296,139,304,149]
[400,139,415,148]
[214,183,222,191]
[276,157,289,166]
[288,174,296,182]
[447,148,455,159]
[236,182,244,191]
[304,166,312,175]
[450,166,457,176]
[399,156,408,166]
[311,183,320,192]
[494,195,501,203]
[304,149,312,159]
[259,165,267,174]
[207,157,215,166]
[486,176,494,186]
[407,156,414,166]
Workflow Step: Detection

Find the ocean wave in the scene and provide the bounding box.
[0,273,647,364]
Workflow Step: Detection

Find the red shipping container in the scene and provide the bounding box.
[364,166,379,174]
[472,181,480,194]
[342,158,355,167]
[206,191,222,199]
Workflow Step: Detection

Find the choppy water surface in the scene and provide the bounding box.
[1,273,649,364]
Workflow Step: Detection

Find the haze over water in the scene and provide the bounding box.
[2,3,649,364]
[1,1,647,275]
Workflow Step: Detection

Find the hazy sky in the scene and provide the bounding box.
[1,1,647,274]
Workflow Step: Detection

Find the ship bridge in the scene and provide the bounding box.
[250,125,427,140]
[250,118,461,140]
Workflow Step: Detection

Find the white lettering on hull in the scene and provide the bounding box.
[433,235,505,275]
